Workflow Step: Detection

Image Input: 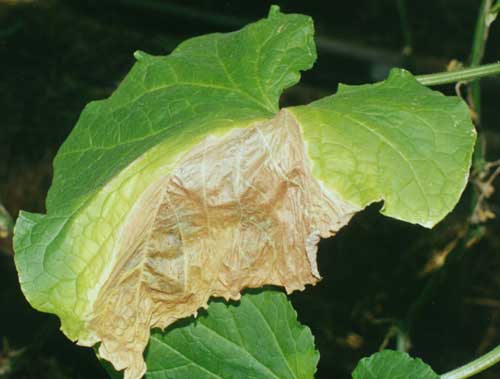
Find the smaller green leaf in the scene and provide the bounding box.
[141,289,319,379]
[352,350,438,379]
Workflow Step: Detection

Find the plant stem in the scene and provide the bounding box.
[469,0,492,122]
[440,345,500,379]
[396,0,414,71]
[408,0,497,360]
[416,62,500,86]
[467,0,493,176]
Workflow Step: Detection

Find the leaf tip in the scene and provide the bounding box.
[268,4,281,17]
[133,50,149,62]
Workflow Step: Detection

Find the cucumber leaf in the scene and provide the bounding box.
[15,6,319,378]
[13,5,475,379]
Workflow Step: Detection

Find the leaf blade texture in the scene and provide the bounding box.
[142,290,319,379]
[88,109,357,377]
[291,69,476,227]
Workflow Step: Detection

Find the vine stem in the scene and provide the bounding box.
[416,62,500,86]
[439,345,500,379]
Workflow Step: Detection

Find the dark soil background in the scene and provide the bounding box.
[0,0,499,378]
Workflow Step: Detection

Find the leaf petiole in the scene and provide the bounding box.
[439,345,500,379]
[416,62,500,86]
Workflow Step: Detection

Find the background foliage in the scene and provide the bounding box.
[0,0,499,378]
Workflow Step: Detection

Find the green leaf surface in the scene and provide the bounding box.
[47,5,315,211]
[291,69,476,227]
[125,289,318,379]
[352,350,438,379]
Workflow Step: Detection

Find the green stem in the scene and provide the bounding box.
[466,0,493,176]
[396,0,413,55]
[440,345,500,379]
[470,0,492,68]
[416,62,500,86]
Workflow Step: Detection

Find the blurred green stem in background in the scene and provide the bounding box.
[397,0,412,55]
[0,203,13,239]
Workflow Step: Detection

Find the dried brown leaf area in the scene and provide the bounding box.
[89,109,360,379]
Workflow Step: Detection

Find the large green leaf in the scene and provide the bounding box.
[352,350,438,379]
[14,4,316,339]
[13,5,475,379]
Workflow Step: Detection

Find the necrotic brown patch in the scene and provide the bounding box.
[89,109,360,379]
